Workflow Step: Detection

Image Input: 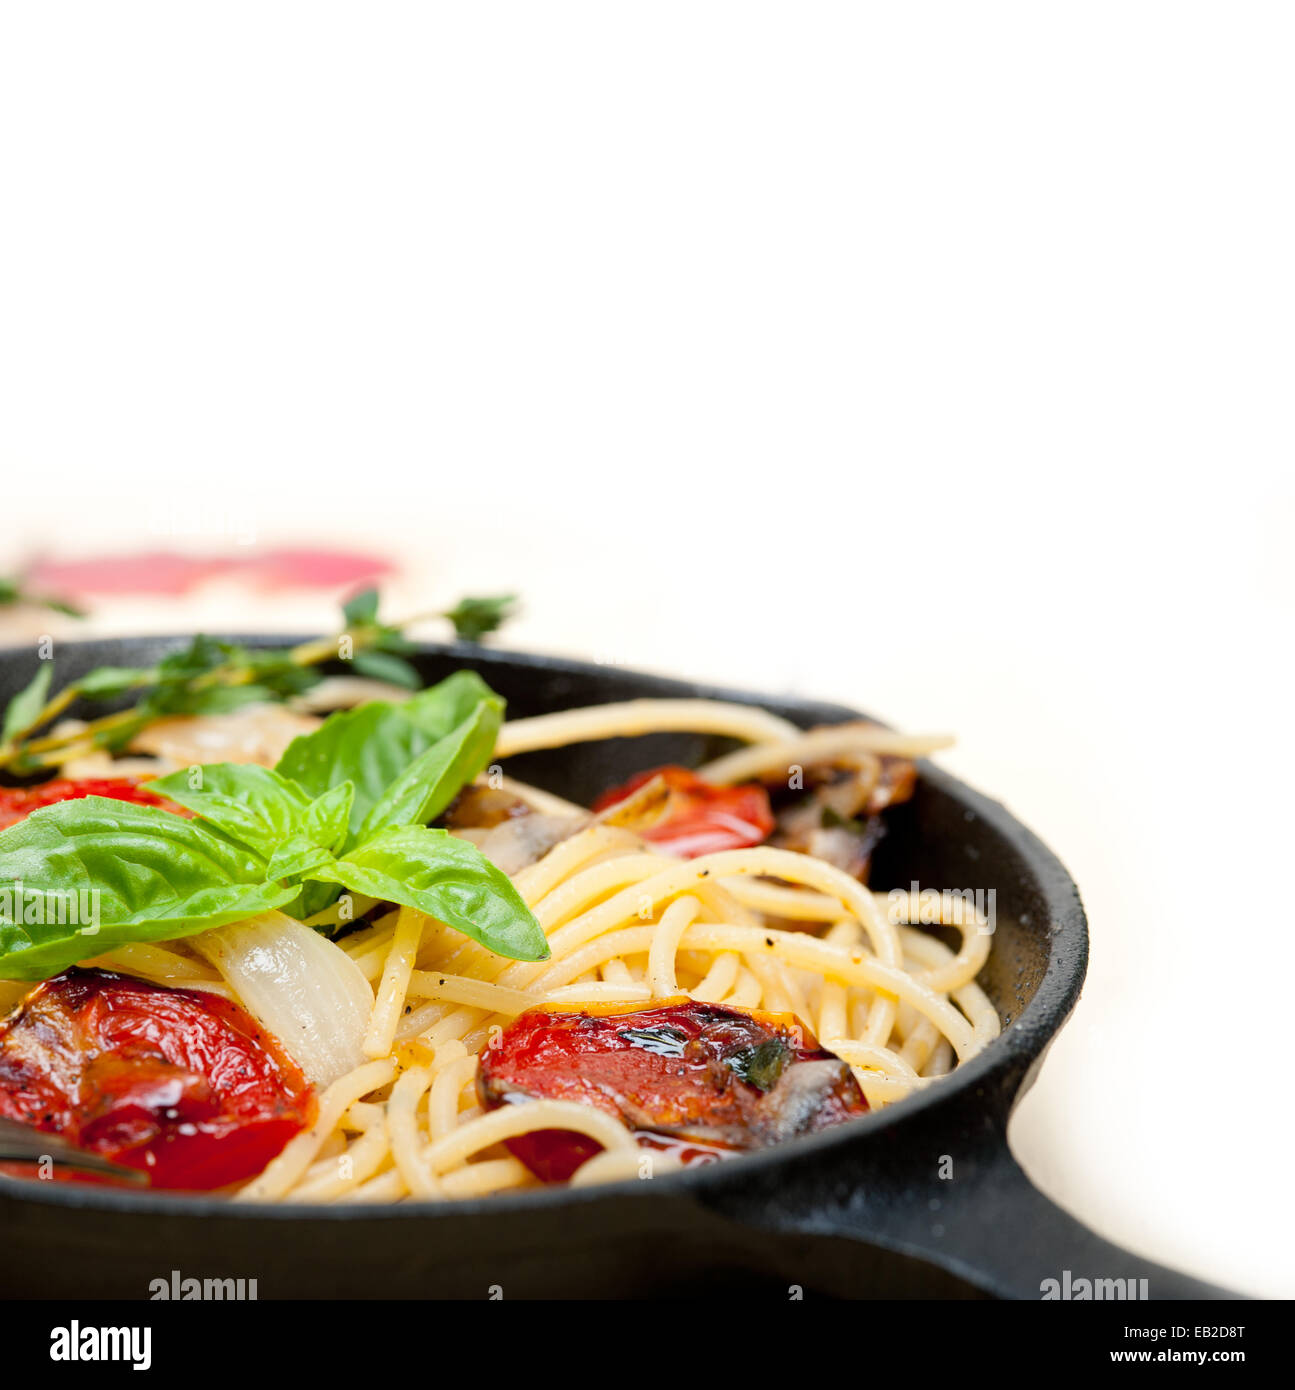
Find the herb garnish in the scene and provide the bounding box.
[820,805,867,834]
[0,588,515,774]
[619,1024,690,1057]
[442,594,517,644]
[728,1037,792,1092]
[0,574,85,620]
[0,668,548,980]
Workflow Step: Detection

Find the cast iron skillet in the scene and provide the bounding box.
[0,638,1234,1300]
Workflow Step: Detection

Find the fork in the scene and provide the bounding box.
[0,1116,148,1183]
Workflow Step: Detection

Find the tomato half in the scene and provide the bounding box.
[0,969,315,1190]
[0,777,191,832]
[592,765,774,858]
[477,999,868,1182]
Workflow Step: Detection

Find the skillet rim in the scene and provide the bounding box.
[0,636,1087,1223]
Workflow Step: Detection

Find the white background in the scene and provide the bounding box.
[2,4,1292,1297]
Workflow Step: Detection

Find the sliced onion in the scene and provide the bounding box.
[291,676,414,712]
[592,774,670,832]
[192,912,373,1086]
[452,814,584,875]
[129,705,323,769]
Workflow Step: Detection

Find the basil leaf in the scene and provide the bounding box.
[275,703,429,840]
[357,699,501,842]
[310,826,549,962]
[264,784,356,917]
[302,782,354,854]
[275,671,504,842]
[295,880,344,923]
[400,670,501,737]
[0,797,295,980]
[265,833,337,884]
[145,764,311,859]
[2,663,53,742]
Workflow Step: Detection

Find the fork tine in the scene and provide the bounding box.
[0,1117,148,1183]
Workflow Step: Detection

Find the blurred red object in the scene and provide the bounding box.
[27,549,394,598]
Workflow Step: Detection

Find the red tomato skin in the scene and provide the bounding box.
[0,969,315,1190]
[0,777,192,832]
[478,999,868,1182]
[592,765,774,857]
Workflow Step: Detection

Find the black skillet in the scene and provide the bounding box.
[0,637,1235,1300]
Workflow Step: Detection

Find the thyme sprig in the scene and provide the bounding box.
[0,590,516,775]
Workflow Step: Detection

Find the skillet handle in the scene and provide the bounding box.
[702,1094,1240,1299]
[851,1142,1239,1300]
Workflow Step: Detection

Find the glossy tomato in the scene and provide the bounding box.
[592,765,773,857]
[0,777,191,832]
[0,969,315,1190]
[478,999,868,1181]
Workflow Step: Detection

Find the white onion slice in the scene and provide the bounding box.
[451,814,585,875]
[193,912,373,1087]
[129,705,323,770]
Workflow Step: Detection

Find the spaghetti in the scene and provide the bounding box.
[226,701,988,1200]
[0,695,1000,1202]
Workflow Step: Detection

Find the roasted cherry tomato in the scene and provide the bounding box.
[592,765,774,858]
[0,777,191,832]
[0,969,315,1190]
[477,998,867,1182]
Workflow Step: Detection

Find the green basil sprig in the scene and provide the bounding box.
[142,764,317,859]
[0,672,548,980]
[0,799,300,980]
[276,670,502,846]
[303,827,545,964]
